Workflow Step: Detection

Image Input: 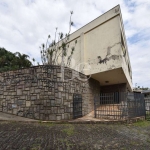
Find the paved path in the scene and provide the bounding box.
[0,111,144,124]
[0,112,37,122]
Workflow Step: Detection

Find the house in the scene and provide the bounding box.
[142,90,150,98]
[0,5,133,121]
[57,4,132,93]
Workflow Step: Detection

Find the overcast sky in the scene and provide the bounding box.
[0,0,150,88]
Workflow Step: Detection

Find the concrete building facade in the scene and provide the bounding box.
[59,5,132,92]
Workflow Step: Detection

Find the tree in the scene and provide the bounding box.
[0,47,32,73]
[14,52,32,68]
[134,85,149,90]
[32,58,35,66]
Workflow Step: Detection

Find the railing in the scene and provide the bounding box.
[94,92,145,120]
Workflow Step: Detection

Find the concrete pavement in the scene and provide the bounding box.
[0,112,37,122]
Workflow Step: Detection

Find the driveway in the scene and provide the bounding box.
[0,121,150,150]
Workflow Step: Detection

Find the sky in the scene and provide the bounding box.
[0,0,150,88]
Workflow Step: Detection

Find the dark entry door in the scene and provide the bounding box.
[73,94,82,119]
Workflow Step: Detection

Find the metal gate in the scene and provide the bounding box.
[94,92,128,120]
[94,92,145,120]
[73,94,82,119]
[145,97,150,120]
[127,93,145,118]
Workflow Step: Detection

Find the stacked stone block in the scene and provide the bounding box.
[0,65,100,121]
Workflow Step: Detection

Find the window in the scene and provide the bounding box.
[128,64,130,73]
[121,33,126,55]
[128,64,132,79]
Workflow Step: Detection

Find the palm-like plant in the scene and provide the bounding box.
[40,11,77,67]
[15,52,32,68]
[0,47,32,72]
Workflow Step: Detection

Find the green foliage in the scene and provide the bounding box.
[0,47,32,73]
[134,85,149,90]
[38,122,55,127]
[133,120,150,127]
[62,124,75,136]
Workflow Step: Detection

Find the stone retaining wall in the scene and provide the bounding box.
[0,65,100,121]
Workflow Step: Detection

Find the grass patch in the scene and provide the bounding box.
[133,120,150,127]
[146,113,150,120]
[147,139,150,143]
[62,124,75,136]
[31,144,41,150]
[38,121,55,127]
[58,138,75,150]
